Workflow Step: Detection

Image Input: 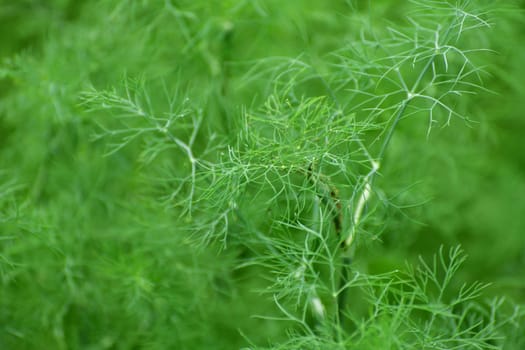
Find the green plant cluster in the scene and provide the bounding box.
[1,1,524,349]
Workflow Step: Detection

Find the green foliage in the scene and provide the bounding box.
[1,0,524,349]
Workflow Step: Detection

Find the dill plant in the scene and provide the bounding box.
[1,0,524,349]
[79,0,520,348]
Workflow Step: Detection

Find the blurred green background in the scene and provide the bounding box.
[1,0,524,349]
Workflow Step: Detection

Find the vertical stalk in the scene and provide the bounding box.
[309,14,460,335]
